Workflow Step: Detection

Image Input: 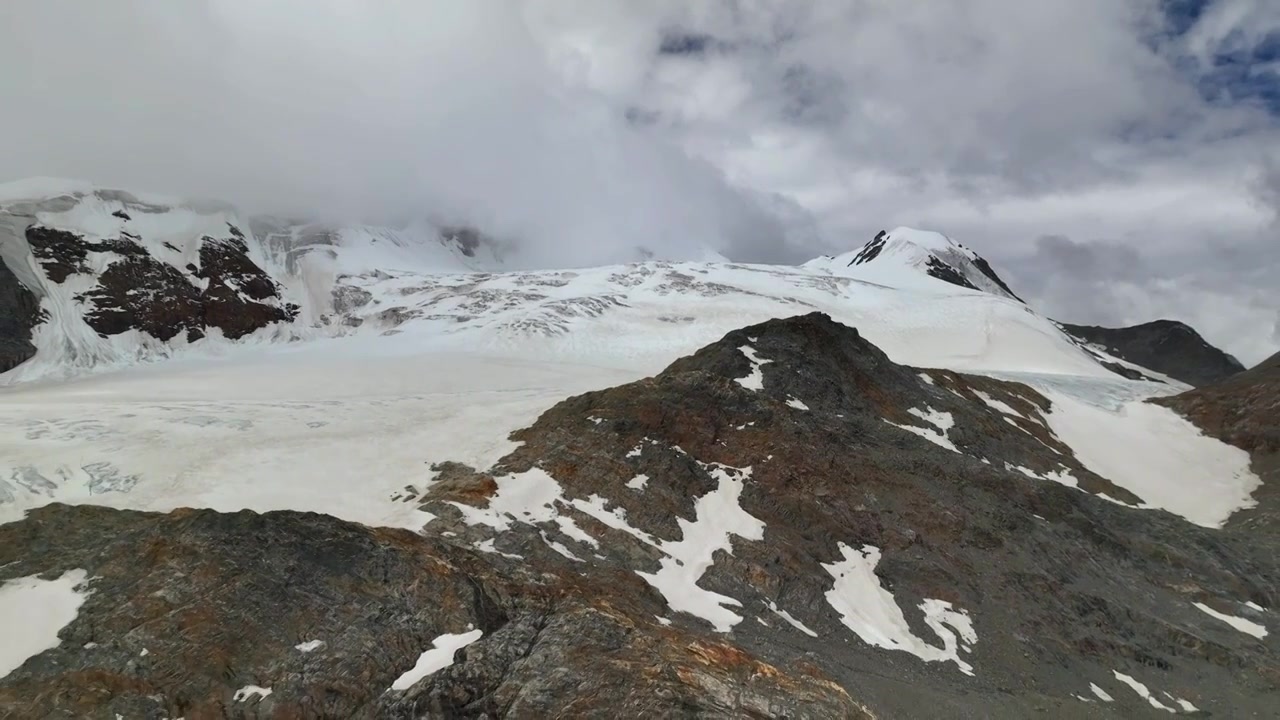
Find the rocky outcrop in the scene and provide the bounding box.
[27,224,297,345]
[0,504,866,719]
[3,314,1276,718]
[1154,351,1280,534]
[1060,319,1245,387]
[0,256,40,372]
[418,313,1277,717]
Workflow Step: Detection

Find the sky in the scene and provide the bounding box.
[0,0,1277,364]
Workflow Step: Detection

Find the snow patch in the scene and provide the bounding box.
[450,467,574,533]
[295,640,324,653]
[973,390,1022,418]
[1003,462,1079,489]
[232,685,273,702]
[821,543,976,675]
[473,539,523,560]
[766,600,818,637]
[1112,671,1177,713]
[1193,602,1268,638]
[391,629,483,691]
[1090,683,1114,702]
[626,474,649,490]
[786,396,809,410]
[0,569,90,679]
[635,463,765,633]
[735,345,772,391]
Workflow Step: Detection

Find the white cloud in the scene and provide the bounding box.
[0,0,1276,361]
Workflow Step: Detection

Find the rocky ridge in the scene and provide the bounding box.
[1061,319,1246,387]
[2,313,1275,718]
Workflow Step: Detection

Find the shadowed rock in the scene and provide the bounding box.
[1060,319,1245,387]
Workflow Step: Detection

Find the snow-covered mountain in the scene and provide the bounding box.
[805,227,1025,301]
[1,180,1274,717]
[4,181,1132,385]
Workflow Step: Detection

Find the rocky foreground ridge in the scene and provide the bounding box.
[1,313,1276,718]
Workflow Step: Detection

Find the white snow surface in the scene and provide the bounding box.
[295,640,324,653]
[821,543,976,675]
[0,349,635,529]
[390,629,484,691]
[806,227,1020,301]
[1042,390,1260,527]
[232,685,273,702]
[735,345,771,391]
[1193,602,1268,638]
[1112,671,1177,713]
[0,569,90,679]
[1090,683,1114,702]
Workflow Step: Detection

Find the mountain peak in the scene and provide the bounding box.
[809,227,1023,301]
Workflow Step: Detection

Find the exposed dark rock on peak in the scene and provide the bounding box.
[1059,319,1245,387]
[924,255,981,291]
[26,226,92,283]
[110,209,131,221]
[848,230,888,265]
[968,254,1023,302]
[15,224,298,353]
[0,256,40,372]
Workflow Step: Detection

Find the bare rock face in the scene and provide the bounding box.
[0,256,40,372]
[1060,319,1245,387]
[25,224,297,345]
[2,314,1276,718]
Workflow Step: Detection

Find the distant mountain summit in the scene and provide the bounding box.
[0,182,1252,392]
[1059,319,1245,387]
[805,227,1024,301]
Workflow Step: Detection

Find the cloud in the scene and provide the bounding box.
[1005,234,1279,366]
[0,0,1276,361]
[0,0,802,268]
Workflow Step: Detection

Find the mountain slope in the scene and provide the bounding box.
[1154,350,1280,534]
[1060,319,1246,387]
[2,314,1273,718]
[0,182,500,381]
[805,227,1024,301]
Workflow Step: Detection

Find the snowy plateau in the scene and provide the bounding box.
[0,179,1276,718]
